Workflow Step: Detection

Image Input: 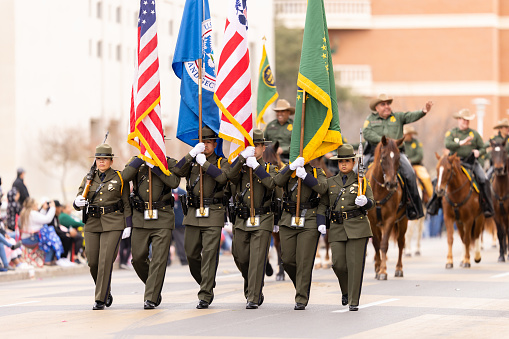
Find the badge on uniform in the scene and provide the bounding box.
[349,186,357,194]
[144,209,158,220]
[196,207,210,218]
[246,216,260,227]
[108,183,114,191]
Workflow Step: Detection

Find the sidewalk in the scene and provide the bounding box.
[0,263,90,283]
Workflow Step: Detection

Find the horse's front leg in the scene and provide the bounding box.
[444,210,455,269]
[461,219,472,268]
[370,223,381,278]
[395,220,408,278]
[378,220,395,280]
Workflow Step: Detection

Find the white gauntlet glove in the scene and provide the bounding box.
[289,157,305,171]
[240,146,255,159]
[355,195,368,207]
[296,166,307,179]
[122,227,132,239]
[189,143,205,158]
[273,225,279,233]
[318,225,327,235]
[196,153,206,166]
[74,196,87,207]
[246,157,260,169]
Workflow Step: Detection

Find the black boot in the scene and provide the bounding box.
[426,192,442,216]
[406,185,424,220]
[478,181,494,218]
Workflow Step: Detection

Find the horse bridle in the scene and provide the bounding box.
[441,158,474,220]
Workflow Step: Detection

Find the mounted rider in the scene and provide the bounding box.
[362,93,433,220]
[486,118,509,179]
[403,125,433,200]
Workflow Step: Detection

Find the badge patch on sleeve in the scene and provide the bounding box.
[108,184,114,191]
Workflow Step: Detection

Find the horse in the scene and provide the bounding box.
[262,140,285,281]
[405,184,424,257]
[490,139,509,262]
[434,153,483,268]
[366,136,408,280]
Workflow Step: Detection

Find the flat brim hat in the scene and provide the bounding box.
[494,118,509,129]
[403,125,418,135]
[93,143,116,158]
[369,93,393,111]
[453,108,475,121]
[273,99,295,114]
[252,128,271,144]
[330,144,361,160]
[191,126,219,140]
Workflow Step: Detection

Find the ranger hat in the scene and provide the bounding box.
[453,108,475,121]
[369,93,393,111]
[403,125,418,135]
[94,143,115,158]
[252,128,271,144]
[191,126,219,140]
[493,118,509,129]
[330,144,360,160]
[273,99,295,114]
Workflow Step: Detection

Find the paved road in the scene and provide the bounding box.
[2,233,509,338]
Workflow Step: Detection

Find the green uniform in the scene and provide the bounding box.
[404,138,424,165]
[75,167,130,304]
[229,157,277,305]
[485,132,509,165]
[318,171,374,307]
[122,156,181,304]
[264,118,293,158]
[444,127,486,159]
[274,164,327,306]
[173,152,242,303]
[363,110,426,147]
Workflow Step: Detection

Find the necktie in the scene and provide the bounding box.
[99,172,106,182]
[342,175,348,185]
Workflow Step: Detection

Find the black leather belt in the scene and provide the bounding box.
[87,201,123,218]
[283,199,319,214]
[187,195,222,208]
[132,197,174,213]
[236,205,272,219]
[330,209,366,224]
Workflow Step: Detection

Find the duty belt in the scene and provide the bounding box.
[187,195,222,208]
[330,209,366,224]
[236,205,272,219]
[87,201,123,218]
[282,199,319,214]
[131,197,174,213]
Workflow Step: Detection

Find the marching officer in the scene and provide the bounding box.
[444,108,494,217]
[274,155,327,310]
[74,143,131,310]
[263,99,295,163]
[172,126,247,309]
[229,129,277,309]
[362,93,433,220]
[317,144,374,311]
[122,155,181,309]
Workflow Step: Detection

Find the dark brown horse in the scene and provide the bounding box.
[490,139,509,262]
[262,141,285,280]
[435,153,483,268]
[366,136,408,280]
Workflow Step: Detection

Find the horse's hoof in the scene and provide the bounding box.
[498,256,505,263]
[474,257,481,264]
[404,253,411,257]
[314,263,322,269]
[459,261,464,268]
[375,273,380,280]
[415,251,421,256]
[276,273,285,281]
[445,263,453,269]
[394,270,404,278]
[463,262,471,268]
[379,273,388,280]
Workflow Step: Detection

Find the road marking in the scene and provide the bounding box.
[0,301,40,308]
[216,273,241,280]
[333,298,399,313]
[491,272,509,278]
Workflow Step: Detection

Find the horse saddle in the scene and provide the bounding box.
[460,166,480,194]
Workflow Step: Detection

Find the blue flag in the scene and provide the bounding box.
[172,0,223,156]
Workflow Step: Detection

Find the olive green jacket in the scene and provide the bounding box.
[76,167,130,232]
[444,127,486,159]
[264,118,293,155]
[318,171,374,242]
[122,157,181,229]
[274,163,327,229]
[403,138,424,165]
[229,157,277,232]
[363,111,426,147]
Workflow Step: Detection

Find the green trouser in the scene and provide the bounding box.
[232,228,271,304]
[131,227,172,303]
[184,225,222,303]
[85,230,122,303]
[279,226,320,305]
[330,238,369,307]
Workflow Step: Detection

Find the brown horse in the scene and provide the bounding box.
[366,136,408,280]
[435,153,483,268]
[262,141,285,281]
[490,139,509,262]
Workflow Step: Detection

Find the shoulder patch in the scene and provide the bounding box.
[445,131,451,137]
[363,120,369,128]
[411,142,417,149]
[469,131,474,137]
[390,116,397,122]
[287,124,293,131]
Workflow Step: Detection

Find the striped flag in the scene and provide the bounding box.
[214,0,253,162]
[128,0,169,175]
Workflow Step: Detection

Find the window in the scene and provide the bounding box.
[169,20,173,35]
[116,6,122,23]
[96,1,102,19]
[116,45,122,62]
[97,41,102,58]
[89,40,92,56]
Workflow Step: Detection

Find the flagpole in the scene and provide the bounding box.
[249,168,255,225]
[295,90,306,225]
[198,58,205,216]
[148,167,153,218]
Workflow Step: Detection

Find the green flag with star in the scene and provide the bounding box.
[289,0,342,162]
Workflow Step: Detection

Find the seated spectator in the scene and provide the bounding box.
[49,201,83,264]
[18,198,66,266]
[0,231,21,271]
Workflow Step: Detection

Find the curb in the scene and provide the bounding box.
[0,265,90,283]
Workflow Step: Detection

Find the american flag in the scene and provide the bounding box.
[128,0,169,175]
[214,0,253,162]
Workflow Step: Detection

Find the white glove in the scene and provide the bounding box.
[122,227,131,239]
[273,225,279,233]
[355,195,368,207]
[196,153,206,166]
[289,157,305,170]
[240,146,255,159]
[296,166,307,179]
[74,196,87,207]
[246,157,259,169]
[189,143,205,158]
[318,225,327,235]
